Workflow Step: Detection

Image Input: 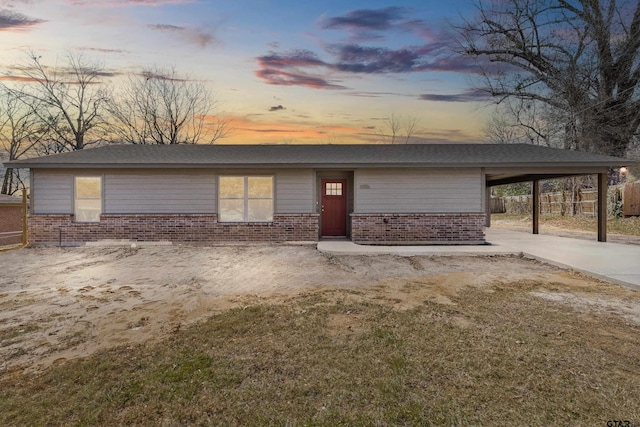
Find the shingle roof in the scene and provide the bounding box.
[3,143,628,169]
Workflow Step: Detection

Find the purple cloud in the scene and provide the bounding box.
[149,23,182,31]
[330,44,427,73]
[320,7,435,43]
[255,68,346,90]
[346,91,399,98]
[92,70,121,78]
[255,44,481,87]
[255,7,484,90]
[419,88,489,102]
[140,70,189,82]
[256,50,346,90]
[321,7,405,31]
[75,46,129,54]
[0,8,44,30]
[421,55,486,74]
[269,105,285,111]
[148,23,217,47]
[258,50,327,68]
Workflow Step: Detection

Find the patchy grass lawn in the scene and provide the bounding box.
[492,213,640,237]
[1,277,639,426]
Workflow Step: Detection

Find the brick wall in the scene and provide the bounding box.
[28,212,486,246]
[0,204,23,245]
[28,214,319,246]
[351,213,486,244]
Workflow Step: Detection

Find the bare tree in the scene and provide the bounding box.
[402,115,420,144]
[378,114,401,144]
[109,67,230,144]
[626,137,640,178]
[2,52,111,152]
[207,114,232,144]
[325,133,340,144]
[0,87,46,194]
[484,99,564,146]
[484,109,523,145]
[460,0,640,156]
[378,114,420,144]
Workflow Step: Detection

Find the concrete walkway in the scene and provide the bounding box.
[317,228,640,291]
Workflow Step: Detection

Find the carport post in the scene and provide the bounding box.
[532,179,539,234]
[485,185,491,227]
[598,172,607,242]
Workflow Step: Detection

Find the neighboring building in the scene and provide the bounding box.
[0,194,23,246]
[4,144,626,246]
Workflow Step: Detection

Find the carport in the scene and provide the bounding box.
[485,165,617,242]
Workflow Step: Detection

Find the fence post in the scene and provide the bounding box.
[532,180,539,234]
[485,185,491,227]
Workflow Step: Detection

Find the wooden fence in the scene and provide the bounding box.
[0,191,27,246]
[492,182,640,217]
[0,201,23,245]
[624,182,640,216]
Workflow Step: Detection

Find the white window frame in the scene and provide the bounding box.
[218,176,274,222]
[74,176,102,222]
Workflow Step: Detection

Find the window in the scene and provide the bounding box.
[219,176,273,222]
[325,182,342,196]
[75,176,102,222]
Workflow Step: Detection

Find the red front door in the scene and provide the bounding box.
[321,179,347,237]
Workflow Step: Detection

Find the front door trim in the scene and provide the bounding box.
[321,178,347,237]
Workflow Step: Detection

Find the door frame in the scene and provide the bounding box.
[321,178,347,237]
[316,171,353,239]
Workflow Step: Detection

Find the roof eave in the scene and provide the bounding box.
[5,160,627,169]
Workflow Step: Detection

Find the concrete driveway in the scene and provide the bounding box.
[317,228,640,291]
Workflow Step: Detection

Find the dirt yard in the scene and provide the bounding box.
[491,214,640,245]
[1,242,639,375]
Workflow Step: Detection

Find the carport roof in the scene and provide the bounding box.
[4,143,629,170]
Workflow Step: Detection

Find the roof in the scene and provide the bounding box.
[3,143,629,169]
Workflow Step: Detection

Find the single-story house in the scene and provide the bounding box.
[4,143,628,246]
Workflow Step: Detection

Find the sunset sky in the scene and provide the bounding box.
[0,0,491,145]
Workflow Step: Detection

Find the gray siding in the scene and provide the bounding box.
[32,167,482,216]
[32,170,73,214]
[104,170,216,214]
[30,168,317,216]
[275,169,314,214]
[354,168,482,213]
[107,169,315,215]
